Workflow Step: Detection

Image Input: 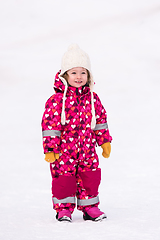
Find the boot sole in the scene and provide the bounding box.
[83,212,107,222]
[56,213,72,222]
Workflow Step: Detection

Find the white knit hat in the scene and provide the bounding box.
[61,44,90,74]
[59,44,96,129]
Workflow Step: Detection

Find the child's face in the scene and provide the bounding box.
[67,67,88,88]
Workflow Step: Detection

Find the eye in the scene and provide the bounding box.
[82,71,86,74]
[71,72,76,74]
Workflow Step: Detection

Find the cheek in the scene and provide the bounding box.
[68,75,74,84]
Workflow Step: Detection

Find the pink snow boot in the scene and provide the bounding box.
[56,210,72,222]
[83,207,107,221]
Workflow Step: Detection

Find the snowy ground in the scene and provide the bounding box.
[0,0,160,239]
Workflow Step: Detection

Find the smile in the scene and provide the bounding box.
[75,80,82,83]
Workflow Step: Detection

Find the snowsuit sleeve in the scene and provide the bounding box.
[41,94,62,154]
[93,92,112,146]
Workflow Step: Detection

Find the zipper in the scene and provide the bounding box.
[76,88,80,153]
[76,88,79,104]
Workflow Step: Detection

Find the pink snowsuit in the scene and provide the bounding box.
[41,71,112,213]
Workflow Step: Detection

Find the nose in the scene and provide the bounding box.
[77,73,81,79]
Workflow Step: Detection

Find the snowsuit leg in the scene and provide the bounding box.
[76,154,101,212]
[50,155,77,213]
[50,148,101,214]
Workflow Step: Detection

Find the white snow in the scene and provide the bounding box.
[0,0,160,239]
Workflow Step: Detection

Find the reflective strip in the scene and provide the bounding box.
[77,196,99,206]
[93,123,108,131]
[52,197,76,204]
[42,130,61,137]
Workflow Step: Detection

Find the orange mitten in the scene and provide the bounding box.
[101,142,111,158]
[45,152,59,163]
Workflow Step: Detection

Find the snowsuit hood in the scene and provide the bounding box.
[53,71,65,93]
[53,70,96,129]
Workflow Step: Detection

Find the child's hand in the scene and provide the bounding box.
[45,152,59,163]
[101,142,111,158]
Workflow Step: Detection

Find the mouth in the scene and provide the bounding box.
[75,80,82,83]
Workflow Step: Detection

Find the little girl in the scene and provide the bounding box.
[41,44,112,222]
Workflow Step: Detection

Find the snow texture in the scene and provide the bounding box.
[0,0,160,239]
